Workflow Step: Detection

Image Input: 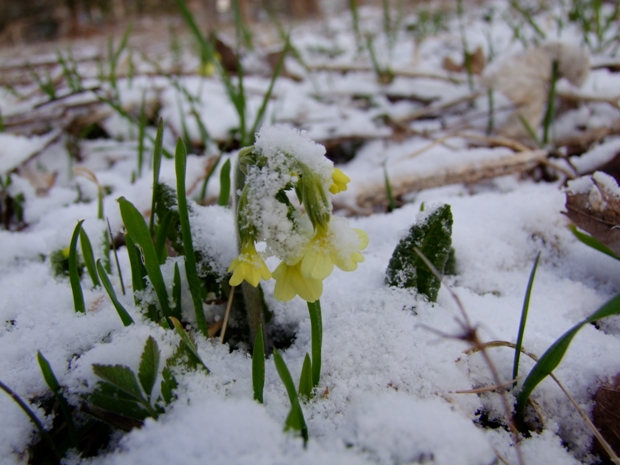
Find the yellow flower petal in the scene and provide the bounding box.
[228,243,271,287]
[329,168,350,194]
[273,260,323,302]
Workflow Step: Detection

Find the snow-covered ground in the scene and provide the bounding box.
[2,1,620,464]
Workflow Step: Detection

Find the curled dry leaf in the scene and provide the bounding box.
[442,46,486,75]
[593,373,620,459]
[564,172,620,256]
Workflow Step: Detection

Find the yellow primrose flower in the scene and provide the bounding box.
[300,220,369,281]
[228,243,271,287]
[273,260,323,302]
[329,168,350,194]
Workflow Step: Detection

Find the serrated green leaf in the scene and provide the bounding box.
[79,227,100,287]
[175,139,208,336]
[385,204,453,302]
[118,197,171,319]
[97,259,134,326]
[139,336,160,399]
[170,317,210,373]
[69,220,86,313]
[88,383,150,421]
[516,292,620,416]
[298,353,313,400]
[159,366,178,406]
[252,325,265,403]
[92,364,145,403]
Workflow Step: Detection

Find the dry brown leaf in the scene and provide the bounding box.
[564,172,620,256]
[593,374,620,460]
[442,46,485,75]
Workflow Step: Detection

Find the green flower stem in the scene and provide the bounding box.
[307,299,322,387]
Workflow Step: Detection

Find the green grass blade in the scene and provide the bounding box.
[218,158,232,207]
[175,139,208,336]
[512,252,540,384]
[200,155,221,201]
[137,92,146,178]
[569,225,620,261]
[307,300,322,388]
[509,0,546,39]
[172,262,182,320]
[79,227,100,288]
[107,218,125,295]
[125,234,146,294]
[252,325,265,403]
[248,36,290,140]
[155,211,172,265]
[37,351,78,448]
[273,349,308,443]
[169,317,210,373]
[542,60,559,145]
[174,0,213,65]
[70,220,86,313]
[518,114,542,148]
[97,259,134,326]
[0,379,61,461]
[516,292,620,416]
[118,197,171,319]
[150,118,165,235]
[298,353,313,399]
[383,163,396,212]
[138,336,160,400]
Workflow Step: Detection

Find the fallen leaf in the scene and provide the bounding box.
[564,172,620,256]
[593,373,620,459]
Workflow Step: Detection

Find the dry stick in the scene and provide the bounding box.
[455,376,523,394]
[357,149,548,210]
[306,62,465,83]
[220,287,235,344]
[459,132,531,153]
[413,248,525,465]
[392,92,482,124]
[465,340,620,465]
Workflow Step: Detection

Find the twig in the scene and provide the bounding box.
[413,248,525,465]
[220,286,235,343]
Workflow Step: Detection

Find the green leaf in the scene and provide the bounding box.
[79,227,100,287]
[570,224,620,262]
[138,336,160,400]
[273,349,308,443]
[516,292,620,416]
[175,139,208,336]
[150,118,165,236]
[252,325,265,403]
[92,364,146,403]
[217,158,232,207]
[159,366,178,406]
[69,220,86,313]
[155,211,172,265]
[307,300,322,388]
[37,352,78,447]
[172,262,182,320]
[88,383,150,421]
[513,252,540,384]
[383,163,396,212]
[118,197,171,319]
[385,204,453,302]
[298,353,313,400]
[125,234,147,308]
[170,317,210,373]
[97,259,134,326]
[137,91,146,178]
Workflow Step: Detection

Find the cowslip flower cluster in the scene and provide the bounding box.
[228,126,368,302]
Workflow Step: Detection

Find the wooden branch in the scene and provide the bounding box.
[357,149,548,211]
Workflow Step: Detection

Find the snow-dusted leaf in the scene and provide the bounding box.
[138,336,160,399]
[92,364,145,402]
[385,204,453,302]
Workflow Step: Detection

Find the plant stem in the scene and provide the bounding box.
[307,299,323,387]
